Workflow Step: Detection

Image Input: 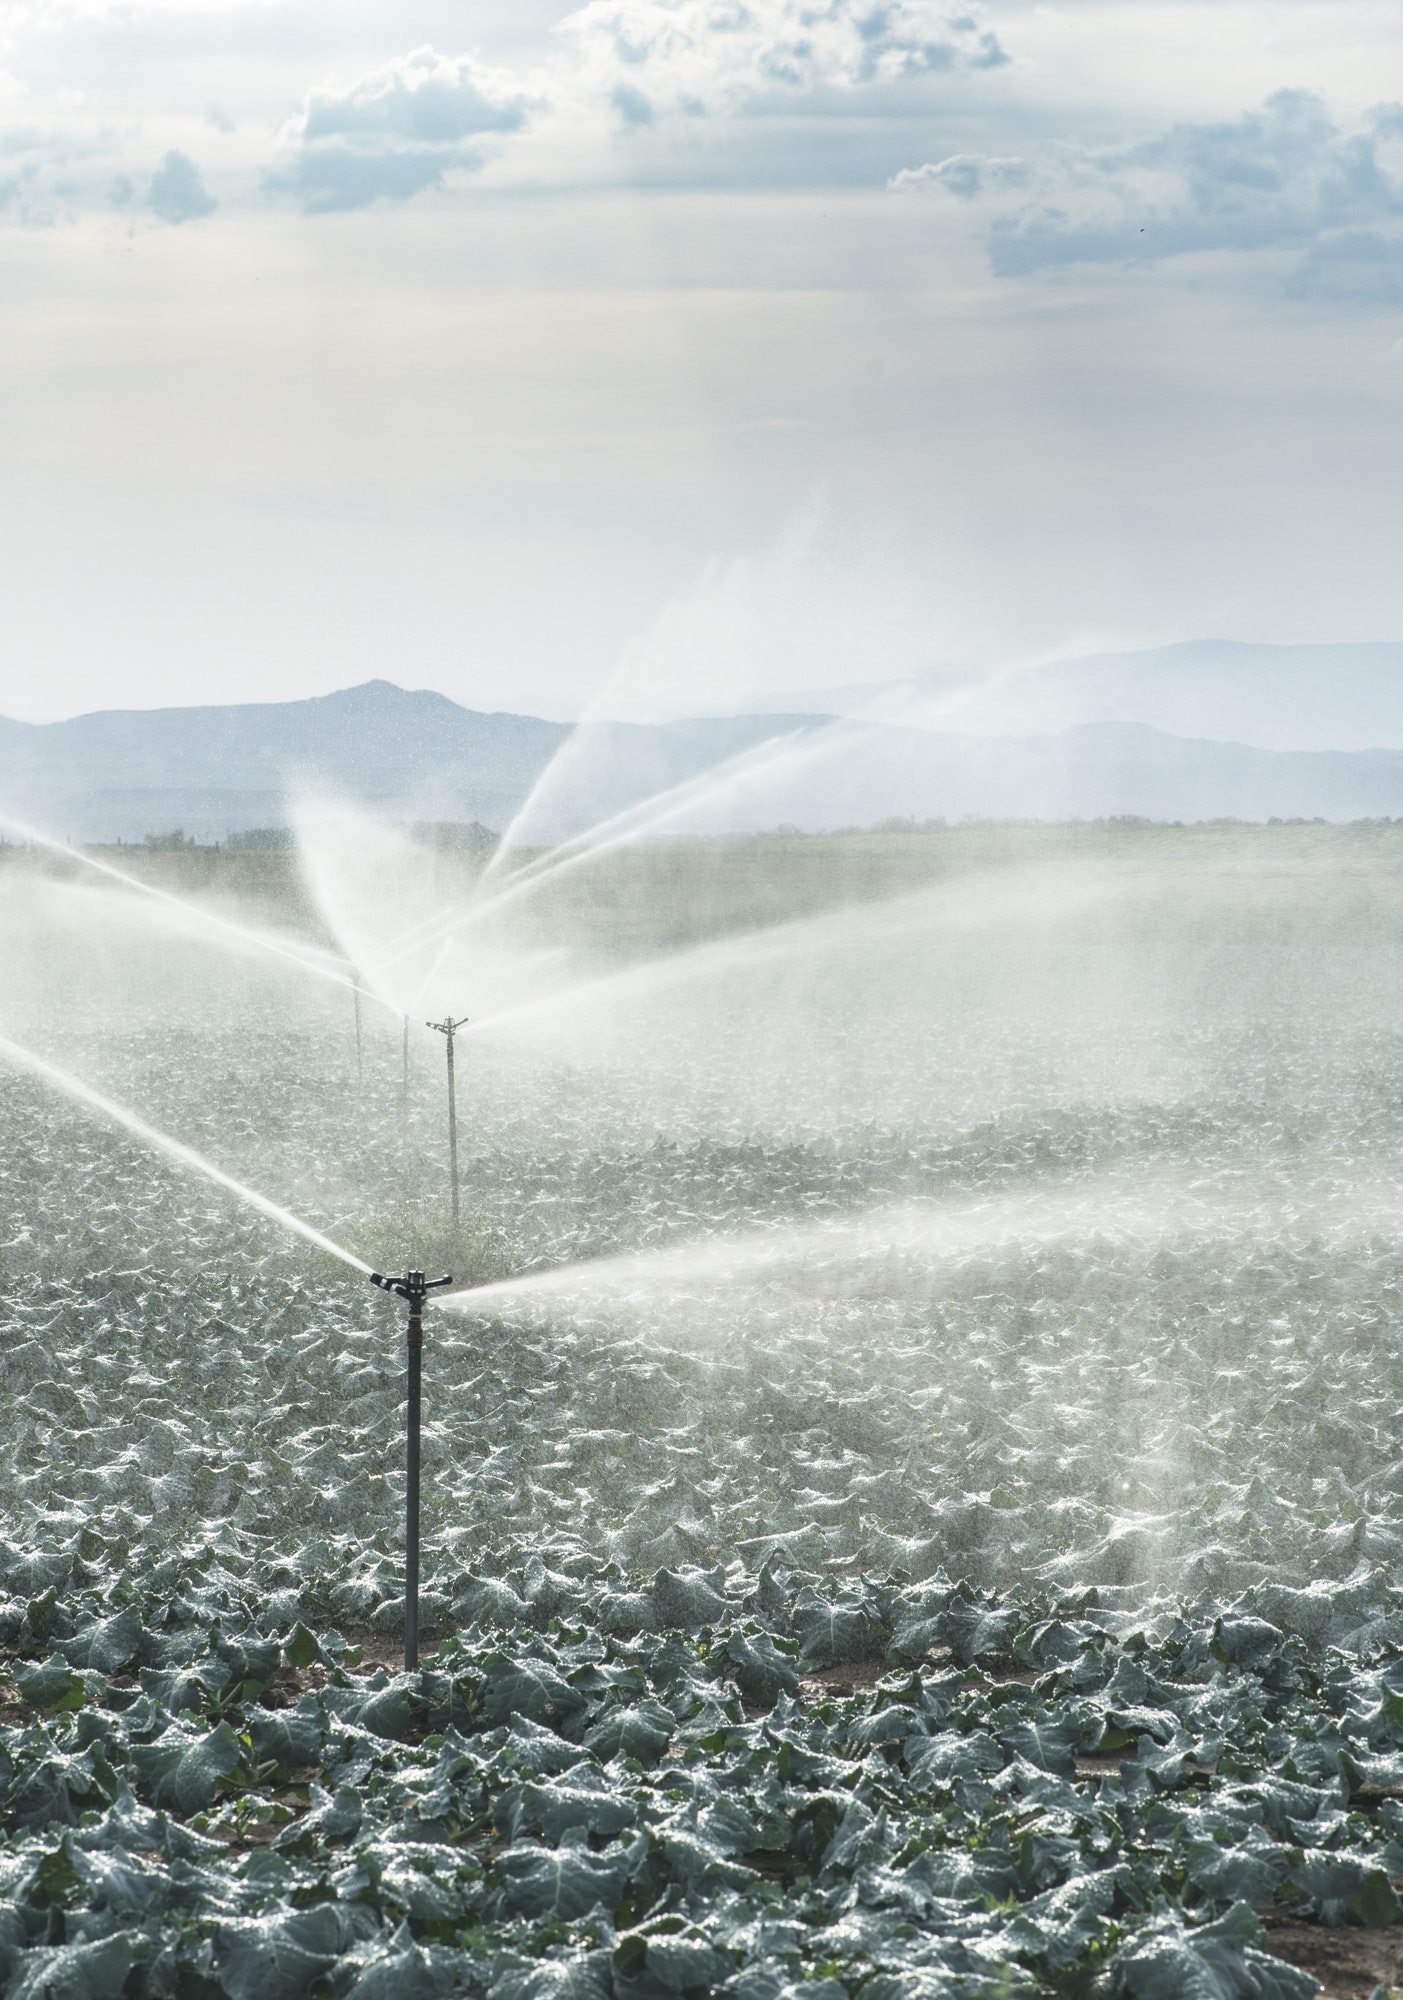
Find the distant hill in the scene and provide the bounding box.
[669,718,1403,830]
[6,674,1403,843]
[0,681,566,841]
[740,640,1403,755]
[0,681,832,845]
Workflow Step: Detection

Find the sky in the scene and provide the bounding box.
[0,0,1401,724]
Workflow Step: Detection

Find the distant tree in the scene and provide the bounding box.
[410,821,499,853]
[225,827,295,851]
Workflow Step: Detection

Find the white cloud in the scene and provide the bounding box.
[299,45,532,146]
[894,89,1403,297]
[0,120,229,228]
[556,0,1009,125]
[890,151,1028,198]
[267,44,537,211]
[147,145,215,221]
[0,121,114,222]
[266,1,1009,212]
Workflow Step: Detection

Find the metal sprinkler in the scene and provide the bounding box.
[428,1016,469,1227]
[369,1267,452,1671]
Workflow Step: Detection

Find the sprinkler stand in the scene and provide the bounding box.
[428,1016,469,1227]
[369,1267,452,1670]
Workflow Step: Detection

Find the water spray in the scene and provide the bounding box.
[0,1029,371,1275]
[368,1268,452,1671]
[373,728,815,980]
[0,809,389,1006]
[429,1015,469,1227]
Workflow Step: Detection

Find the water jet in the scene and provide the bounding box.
[0,1028,371,1274]
[0,806,402,1014]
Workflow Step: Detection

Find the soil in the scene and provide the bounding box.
[798,1646,956,1704]
[799,1658,895,1702]
[1261,1912,1403,1998]
[322,1625,446,1673]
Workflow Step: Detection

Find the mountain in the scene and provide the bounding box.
[655,718,1403,832]
[0,681,831,844]
[6,676,1403,844]
[0,682,567,840]
[741,640,1403,755]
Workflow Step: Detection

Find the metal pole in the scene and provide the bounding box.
[405,1291,422,1671]
[429,1017,469,1232]
[446,1026,459,1228]
[369,1269,451,1676]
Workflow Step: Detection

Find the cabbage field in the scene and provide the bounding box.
[5,829,1403,1999]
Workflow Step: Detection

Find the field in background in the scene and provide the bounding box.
[7,816,1403,955]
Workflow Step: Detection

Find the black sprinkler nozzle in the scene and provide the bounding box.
[370,1269,453,1304]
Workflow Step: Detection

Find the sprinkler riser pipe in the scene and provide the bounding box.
[405,1304,422,1672]
[429,1017,469,1232]
[446,1032,459,1227]
[368,1269,451,1678]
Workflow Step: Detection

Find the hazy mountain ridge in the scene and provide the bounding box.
[790,718,1403,829]
[6,663,1403,841]
[739,639,1403,755]
[0,681,567,806]
[0,682,835,843]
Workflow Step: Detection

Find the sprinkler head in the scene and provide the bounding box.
[370,1270,453,1306]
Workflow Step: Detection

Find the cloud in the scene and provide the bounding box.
[270,1,1009,212]
[1288,225,1403,302]
[0,124,114,223]
[893,90,1403,295]
[558,0,1009,126]
[611,81,655,129]
[267,45,535,212]
[890,152,1027,198]
[147,147,215,222]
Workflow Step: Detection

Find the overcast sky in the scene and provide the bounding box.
[1,0,1401,722]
